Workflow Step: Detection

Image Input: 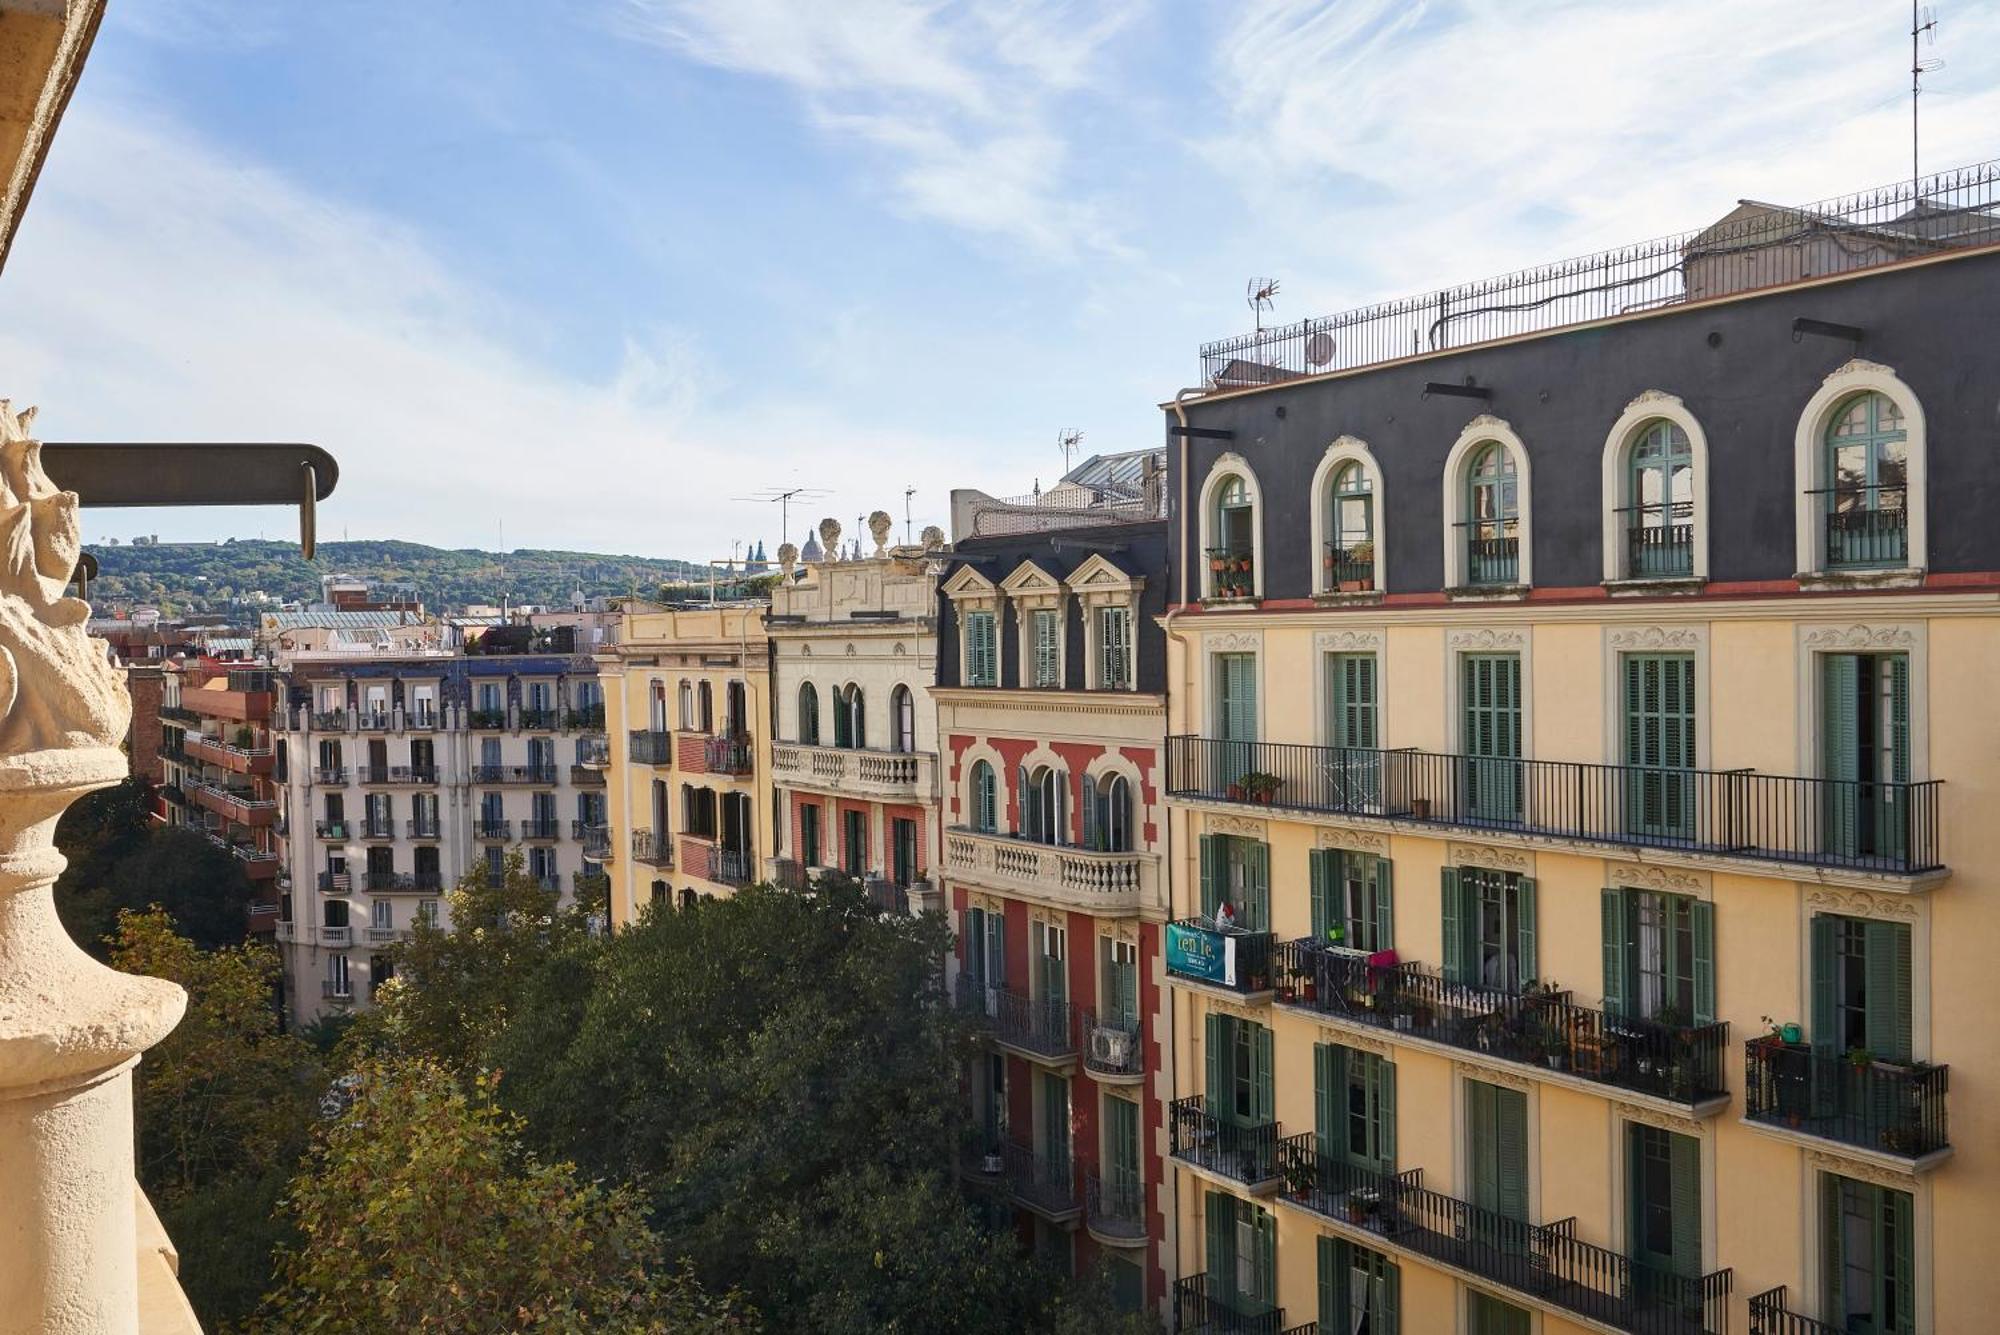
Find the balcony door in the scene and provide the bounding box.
[800,803,821,868]
[1314,1041,1395,1175]
[1822,1172,1914,1334]
[1205,1012,1273,1132]
[1038,1072,1070,1186]
[1204,1191,1275,1319]
[1623,653,1696,841]
[1323,652,1380,810]
[1466,1078,1529,1248]
[1199,834,1269,933]
[1213,652,1257,790]
[1443,868,1536,993]
[1627,1123,1701,1304]
[1822,653,1910,863]
[1461,654,1521,824]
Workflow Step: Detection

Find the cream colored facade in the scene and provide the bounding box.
[601,604,774,925]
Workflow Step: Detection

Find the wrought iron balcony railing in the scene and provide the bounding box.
[1204,546,1255,601]
[706,734,754,776]
[1322,541,1375,591]
[1457,518,1520,585]
[1084,1173,1145,1243]
[628,729,673,765]
[1169,1095,1279,1189]
[1814,482,1909,569]
[468,709,508,730]
[1618,501,1695,578]
[986,989,1075,1060]
[1171,1275,1288,1335]
[517,707,560,731]
[471,764,558,785]
[521,818,562,840]
[998,1140,1078,1218]
[473,819,512,840]
[1166,917,1275,995]
[1275,940,1729,1105]
[1166,736,1943,874]
[1748,1285,1842,1335]
[1743,1039,1948,1158]
[406,819,441,839]
[1081,1010,1143,1080]
[630,828,672,866]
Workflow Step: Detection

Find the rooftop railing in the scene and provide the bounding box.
[1197,158,2000,388]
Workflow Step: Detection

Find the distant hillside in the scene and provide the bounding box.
[88,539,716,615]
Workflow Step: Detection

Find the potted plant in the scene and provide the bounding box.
[1226,781,1247,801]
[1340,542,1375,591]
[1846,1046,1875,1071]
[1209,554,1227,573]
[1285,1158,1315,1202]
[1408,797,1432,819]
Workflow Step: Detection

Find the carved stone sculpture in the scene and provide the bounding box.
[867,510,892,556]
[920,524,946,552]
[776,542,798,578]
[817,517,841,560]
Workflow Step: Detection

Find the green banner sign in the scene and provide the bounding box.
[1166,921,1234,986]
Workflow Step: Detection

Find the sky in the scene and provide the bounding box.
[5,0,1998,562]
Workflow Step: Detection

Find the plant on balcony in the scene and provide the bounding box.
[1846,1045,1876,1070]
[234,724,255,748]
[1284,1157,1315,1202]
[1240,771,1284,803]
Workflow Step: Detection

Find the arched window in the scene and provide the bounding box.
[1464,443,1519,585]
[798,683,821,745]
[833,684,865,749]
[970,760,998,833]
[1208,475,1256,599]
[1625,420,1695,578]
[891,685,916,753]
[1088,773,1133,852]
[1823,392,1909,569]
[1325,461,1375,590]
[1022,764,1064,845]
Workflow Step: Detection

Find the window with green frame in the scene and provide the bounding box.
[1319,1234,1398,1335]
[1462,652,1522,822]
[1467,1290,1531,1335]
[1200,833,1270,931]
[1627,1122,1701,1280]
[969,760,998,833]
[1821,652,1910,862]
[1465,1078,1528,1226]
[1204,1190,1276,1317]
[1812,914,1911,1063]
[1823,391,1909,570]
[1315,1041,1395,1174]
[1030,607,1061,687]
[1602,887,1714,1025]
[1821,1172,1914,1333]
[1325,652,1378,748]
[1464,442,1520,585]
[1623,652,1697,840]
[1443,867,1536,992]
[1101,935,1139,1029]
[1626,419,1695,578]
[963,610,997,686]
[1311,847,1392,951]
[1325,461,1375,590]
[1097,605,1133,690]
[1204,1011,1273,1130]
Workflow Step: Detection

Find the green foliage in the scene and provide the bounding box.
[260,1055,754,1333]
[55,780,254,954]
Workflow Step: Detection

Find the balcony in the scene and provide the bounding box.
[471,764,558,785]
[1204,546,1256,602]
[320,926,352,948]
[1083,1173,1145,1248]
[1081,1010,1144,1083]
[1169,1096,1280,1193]
[956,981,1075,1065]
[518,707,560,731]
[474,819,512,841]
[577,821,612,857]
[313,766,349,785]
[469,708,507,730]
[406,819,441,839]
[998,1140,1079,1222]
[1817,483,1908,570]
[678,731,754,777]
[222,839,280,880]
[405,706,439,732]
[628,729,673,765]
[570,761,606,786]
[1271,1141,1732,1335]
[365,926,407,944]
[1166,918,1275,999]
[630,828,673,866]
[364,872,413,892]
[359,819,396,841]
[1322,541,1375,593]
[1171,1275,1292,1335]
[357,765,438,785]
[1276,941,1730,1110]
[941,827,1158,916]
[1459,518,1521,586]
[1620,502,1696,580]
[181,681,273,722]
[186,780,278,827]
[183,733,274,774]
[353,709,394,732]
[317,871,351,895]
[311,710,348,731]
[1749,1286,1842,1335]
[567,704,607,732]
[770,742,936,800]
[1743,1039,1949,1164]
[521,818,561,840]
[160,704,200,724]
[1166,736,1945,877]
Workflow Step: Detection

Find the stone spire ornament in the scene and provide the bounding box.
[0,400,186,1331]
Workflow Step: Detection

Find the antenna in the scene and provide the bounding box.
[1057,428,1083,477]
[1913,1,1942,194]
[1247,277,1280,333]
[903,485,917,545]
[732,485,831,548]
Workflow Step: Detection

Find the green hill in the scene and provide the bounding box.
[88,539,721,615]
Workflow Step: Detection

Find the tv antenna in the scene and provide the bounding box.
[1247,277,1280,333]
[1058,428,1083,476]
[903,485,917,544]
[1912,3,1942,194]
[732,485,831,547]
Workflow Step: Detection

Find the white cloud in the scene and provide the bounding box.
[612,0,1144,260]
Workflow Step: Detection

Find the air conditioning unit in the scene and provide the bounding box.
[1089,1024,1133,1068]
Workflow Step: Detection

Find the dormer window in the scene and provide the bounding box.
[1465,444,1519,585]
[1626,421,1695,577]
[1209,475,1255,598]
[1823,392,1908,569]
[964,611,997,686]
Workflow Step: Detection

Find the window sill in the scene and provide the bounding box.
[1313,588,1385,607]
[1602,576,1706,597]
[1443,584,1529,602]
[1201,594,1262,610]
[1796,567,1925,592]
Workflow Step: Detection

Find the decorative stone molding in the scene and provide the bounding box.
[1313,628,1385,654]
[1322,1026,1394,1058]
[1624,389,1680,412]
[1206,813,1269,838]
[1456,1060,1534,1093]
[1807,1148,1917,1190]
[1446,627,1526,653]
[1824,357,1897,384]
[1317,827,1389,855]
[1801,623,1918,651]
[1605,861,1709,897]
[1203,630,1263,654]
[1805,888,1920,920]
[1207,996,1265,1025]
[1609,625,1704,651]
[1614,1101,1703,1137]
[1447,841,1533,872]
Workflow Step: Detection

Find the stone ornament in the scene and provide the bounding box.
[867,510,892,556]
[1612,1100,1704,1137]
[1802,623,1918,651]
[1805,888,1920,919]
[777,542,798,577]
[1608,625,1703,651]
[1446,627,1526,652]
[1317,827,1388,854]
[921,525,946,551]
[1605,861,1708,896]
[1447,840,1533,872]
[817,517,842,559]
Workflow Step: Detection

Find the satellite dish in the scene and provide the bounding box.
[1304,331,1337,367]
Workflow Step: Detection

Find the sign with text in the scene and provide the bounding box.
[1166,921,1235,986]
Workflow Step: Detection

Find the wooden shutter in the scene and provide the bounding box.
[1379,1253,1400,1335]
[1314,1041,1342,1156]
[1601,888,1630,1018]
[1818,1174,1844,1324]
[1244,840,1271,932]
[1317,1235,1343,1333]
[1887,654,1910,782]
[1864,919,1913,1064]
[1516,877,1538,986]
[1887,1184,1915,1331]
[1373,1053,1397,1174]
[1205,1190,1230,1297]
[985,911,1006,989]
[1690,899,1716,1026]
[1200,834,1221,918]
[1033,609,1058,686]
[1252,1023,1275,1125]
[1251,1207,1276,1307]
[1494,1084,1528,1224]
[1372,856,1395,952]
[1809,915,1838,1056]
[1081,775,1098,850]
[964,908,985,986]
[1822,654,1861,856]
[1669,1129,1702,1279]
[1467,1080,1498,1213]
[1205,1012,1226,1110]
[1310,847,1333,940]
[1441,868,1465,984]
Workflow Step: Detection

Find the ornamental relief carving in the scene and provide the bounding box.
[1806,1149,1917,1190]
[1204,631,1262,653]
[1321,1026,1393,1058]
[1314,628,1385,654]
[1206,997,1264,1025]
[1605,862,1708,897]
[1318,827,1389,855]
[1802,624,1918,651]
[1207,814,1269,838]
[1623,388,1684,414]
[1824,358,1897,385]
[1447,841,1533,873]
[1464,413,1509,433]
[1456,1060,1534,1093]
[1805,889,1920,920]
[1447,627,1525,652]
[1613,1101,1703,1137]
[1608,625,1703,651]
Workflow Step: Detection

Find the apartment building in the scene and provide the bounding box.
[765,516,945,911]
[600,603,773,924]
[938,457,1173,1313]
[158,662,284,935]
[1159,166,2000,1335]
[274,618,609,1021]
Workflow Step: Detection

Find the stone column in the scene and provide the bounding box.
[0,402,186,1333]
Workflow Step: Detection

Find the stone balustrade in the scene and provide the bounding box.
[941,827,1157,915]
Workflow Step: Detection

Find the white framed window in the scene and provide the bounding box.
[1097,606,1132,690]
[1030,608,1061,687]
[1021,763,1065,845]
[1442,417,1533,592]
[890,685,916,753]
[1197,455,1264,601]
[969,759,999,833]
[1309,437,1385,596]
[1601,392,1709,584]
[942,564,1002,687]
[1794,360,1927,580]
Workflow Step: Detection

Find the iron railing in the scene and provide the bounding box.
[521,818,562,840]
[316,872,351,894]
[999,1140,1078,1216]
[1743,1040,1948,1157]
[1276,940,1729,1103]
[1084,1172,1145,1242]
[1081,1009,1144,1079]
[567,704,607,731]
[1456,518,1520,585]
[518,707,560,730]
[354,710,393,731]
[313,766,348,785]
[1166,918,1275,994]
[471,764,558,785]
[577,822,612,856]
[406,819,441,839]
[1172,1275,1286,1335]
[631,828,673,866]
[1748,1286,1842,1335]
[1813,482,1909,569]
[1169,1096,1279,1188]
[1167,736,1944,874]
[1204,546,1256,601]
[989,989,1075,1059]
[713,846,754,885]
[629,729,673,765]
[357,765,437,784]
[1198,158,2000,386]
[1322,541,1375,590]
[706,734,754,775]
[359,819,396,840]
[473,819,511,840]
[468,709,507,730]
[314,820,348,839]
[1619,502,1696,578]
[364,872,411,892]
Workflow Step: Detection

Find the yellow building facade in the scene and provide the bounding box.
[600,604,774,926]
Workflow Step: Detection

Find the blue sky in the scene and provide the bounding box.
[6,0,1998,560]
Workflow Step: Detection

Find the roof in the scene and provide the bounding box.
[261,610,430,631]
[1060,448,1164,500]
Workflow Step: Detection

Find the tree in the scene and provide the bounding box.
[56,781,255,954]
[259,1055,753,1333]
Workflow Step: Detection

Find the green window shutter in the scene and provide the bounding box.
[1380,1255,1400,1335]
[1310,848,1334,940]
[1200,835,1220,918]
[1494,1084,1529,1224]
[1810,915,1838,1056]
[1252,1207,1276,1307]
[1887,654,1911,782]
[1864,919,1913,1064]
[1819,1175,1845,1323]
[1205,1012,1226,1109]
[1441,868,1465,984]
[1601,888,1629,1018]
[1206,1191,1231,1299]
[1252,1024,1275,1125]
[964,908,985,986]
[1690,898,1716,1026]
[1373,857,1395,951]
[1243,840,1271,932]
[1081,774,1099,850]
[1317,1234,1343,1331]
[1625,1125,1644,1274]
[1888,1184,1915,1331]
[1822,654,1861,855]
[1467,1080,1497,1213]
[1314,1042,1342,1155]
[1516,877,1538,986]
[1669,1130,1702,1279]
[1374,1054,1397,1173]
